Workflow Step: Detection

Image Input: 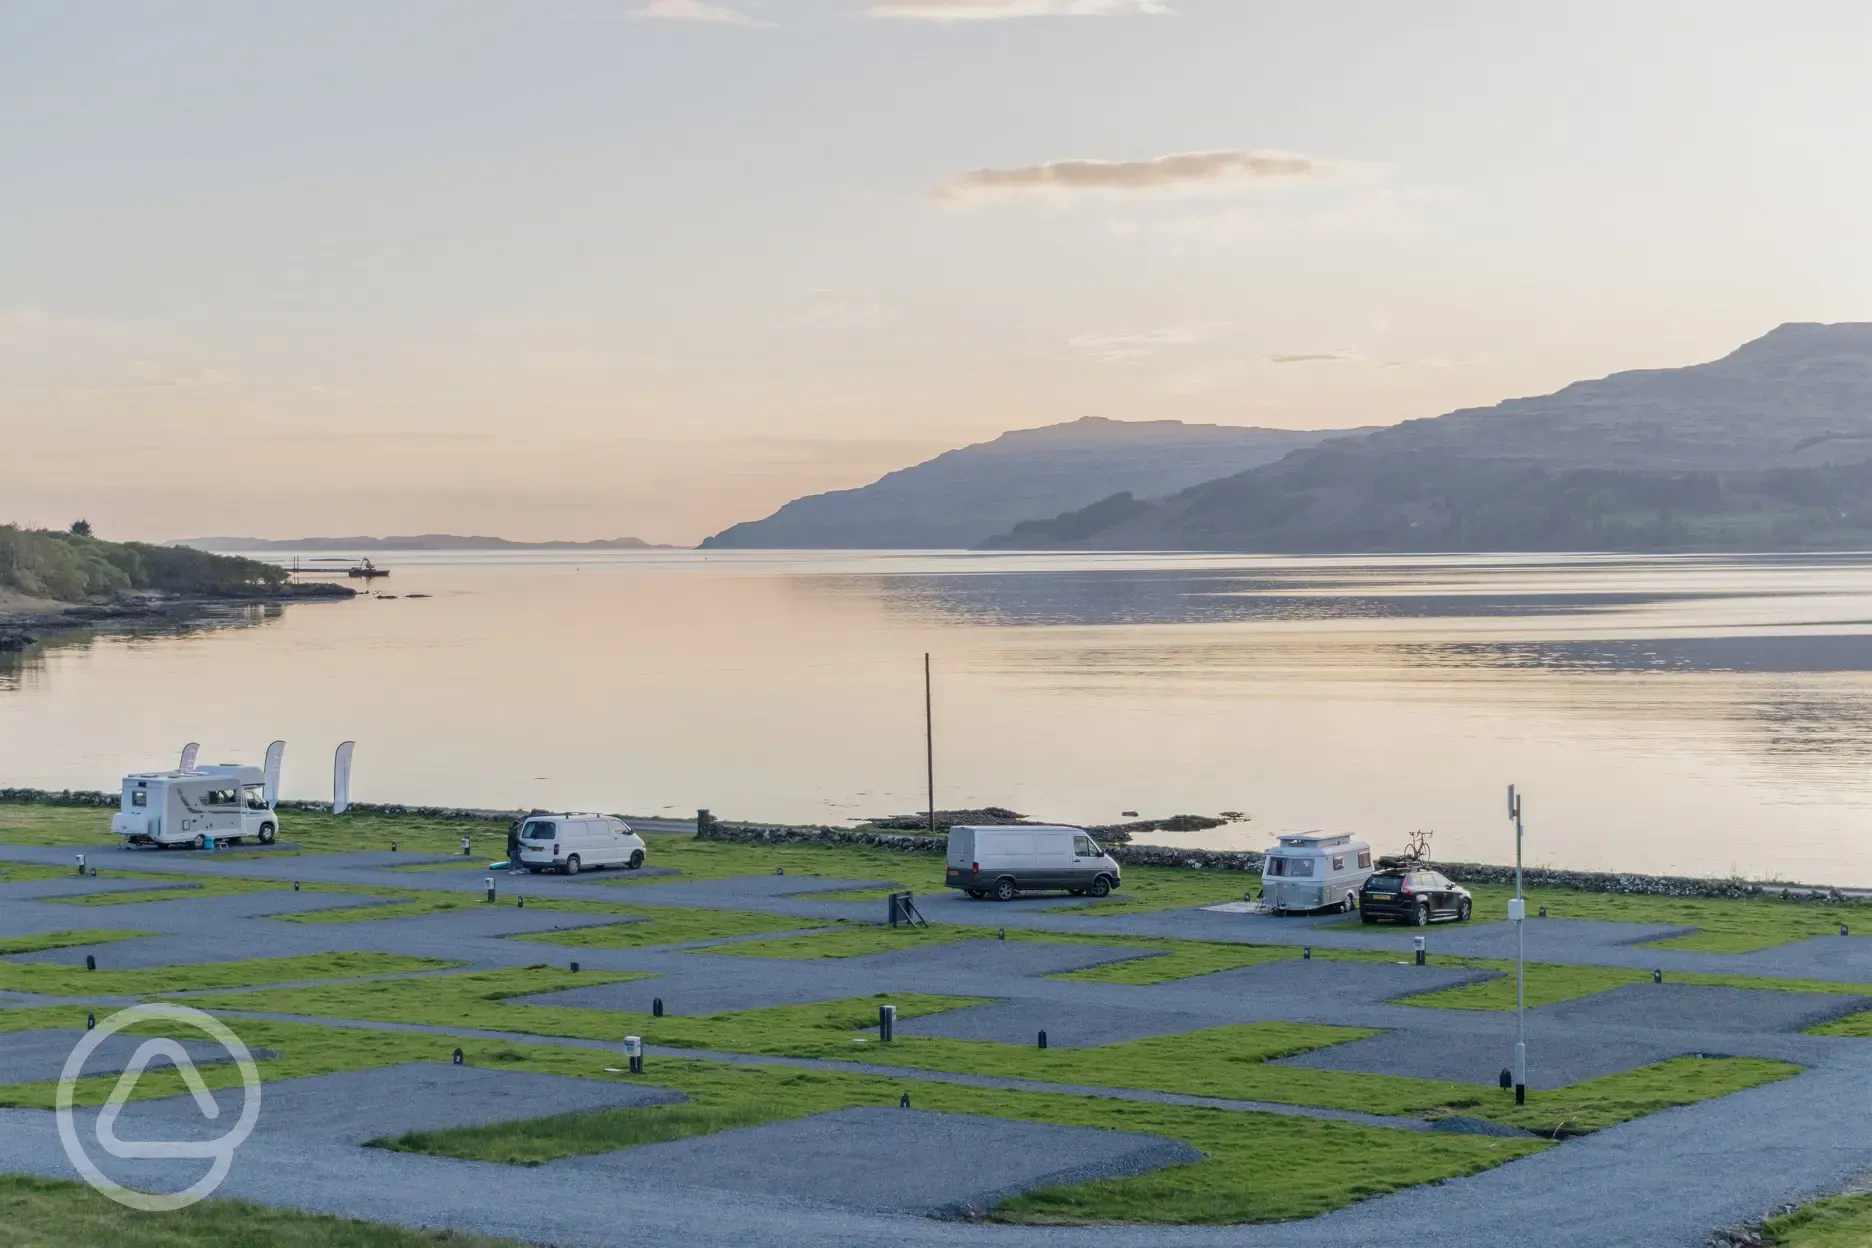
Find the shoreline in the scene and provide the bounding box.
[0,583,354,654]
[5,786,1869,905]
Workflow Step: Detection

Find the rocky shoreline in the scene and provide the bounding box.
[0,583,354,654]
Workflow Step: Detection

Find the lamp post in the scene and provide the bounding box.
[1508,784,1527,1105]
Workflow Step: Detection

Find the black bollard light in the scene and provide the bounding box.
[452,1048,464,1066]
[391,841,398,853]
[517,895,525,909]
[85,955,95,971]
[625,1035,644,1075]
[570,961,580,973]
[1414,936,1427,967]
[1037,1030,1048,1050]
[1498,1068,1513,1090]
[998,928,1005,941]
[879,1004,895,1042]
[1515,1082,1525,1106]
[1653,969,1663,984]
[485,876,496,903]
[1843,924,1851,937]
[461,836,472,857]
[1538,906,1547,918]
[774,866,784,876]
[86,1012,95,1031]
[74,853,85,876]
[293,881,300,892]
[652,997,664,1018]
[1302,946,1311,960]
[899,1093,910,1109]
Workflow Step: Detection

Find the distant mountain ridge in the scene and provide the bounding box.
[982,323,1872,553]
[183,535,670,552]
[700,417,1366,550]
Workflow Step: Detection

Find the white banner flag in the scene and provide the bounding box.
[263,740,286,808]
[179,742,199,772]
[333,740,356,814]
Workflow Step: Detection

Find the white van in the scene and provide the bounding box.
[944,825,1121,902]
[1260,831,1374,914]
[516,814,647,875]
[111,766,279,849]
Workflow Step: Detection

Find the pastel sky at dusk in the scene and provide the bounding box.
[4,1,1870,544]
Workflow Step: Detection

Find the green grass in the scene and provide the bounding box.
[0,1174,522,1247]
[699,924,988,959]
[373,1100,782,1164]
[1476,1055,1798,1136]
[0,952,459,997]
[0,929,149,956]
[1806,1005,1872,1037]
[1403,964,1872,1011]
[1760,1192,1872,1246]
[511,906,827,948]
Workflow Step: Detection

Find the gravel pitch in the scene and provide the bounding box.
[560,1106,1204,1216]
[1170,958,1497,1005]
[1274,1025,1689,1088]
[896,1000,1239,1048]
[1533,982,1872,1033]
[0,1028,280,1085]
[97,1063,686,1145]
[842,940,1157,978]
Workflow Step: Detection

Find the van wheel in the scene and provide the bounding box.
[627,850,644,870]
[965,889,987,899]
[1089,875,1112,898]
[564,856,581,876]
[191,834,205,851]
[993,877,1018,902]
[258,824,276,845]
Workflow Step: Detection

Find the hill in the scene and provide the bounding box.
[982,323,1872,552]
[183,535,669,552]
[699,418,1363,549]
[0,526,288,601]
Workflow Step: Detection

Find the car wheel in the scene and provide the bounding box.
[965,889,987,899]
[994,877,1018,902]
[628,850,645,870]
[1458,898,1472,923]
[258,824,276,845]
[1414,900,1431,927]
[564,855,581,876]
[1089,875,1112,898]
[191,834,205,851]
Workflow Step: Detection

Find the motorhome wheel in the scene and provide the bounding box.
[259,824,276,845]
[191,834,205,851]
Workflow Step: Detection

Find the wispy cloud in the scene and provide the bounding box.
[629,0,770,26]
[1069,325,1216,365]
[936,150,1328,204]
[1269,352,1355,365]
[871,0,1170,19]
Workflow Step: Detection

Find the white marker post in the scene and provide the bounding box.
[1508,784,1527,1105]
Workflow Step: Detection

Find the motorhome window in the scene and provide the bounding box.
[131,791,148,808]
[1357,850,1372,869]
[521,821,556,840]
[244,787,267,809]
[1331,855,1345,871]
[202,788,237,806]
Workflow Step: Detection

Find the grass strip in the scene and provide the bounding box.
[511,906,829,948]
[0,952,459,997]
[0,930,149,957]
[1760,1192,1872,1246]
[698,924,989,959]
[0,1174,522,1247]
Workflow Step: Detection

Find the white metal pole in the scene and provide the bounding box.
[1512,784,1527,1105]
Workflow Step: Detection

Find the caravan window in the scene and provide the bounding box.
[1331,855,1346,872]
[1357,850,1372,869]
[1268,856,1313,877]
[131,791,148,808]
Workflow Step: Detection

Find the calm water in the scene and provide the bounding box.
[6,550,1872,884]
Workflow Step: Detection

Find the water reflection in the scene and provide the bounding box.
[0,605,283,693]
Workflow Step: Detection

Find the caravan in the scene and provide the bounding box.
[111,766,279,849]
[1260,831,1374,914]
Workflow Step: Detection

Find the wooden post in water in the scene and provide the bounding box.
[924,653,935,835]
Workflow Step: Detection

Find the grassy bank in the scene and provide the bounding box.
[1758,1192,1872,1246]
[0,952,457,997]
[0,1175,519,1248]
[0,525,287,602]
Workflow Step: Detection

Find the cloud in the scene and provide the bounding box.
[935,150,1328,204]
[628,0,769,26]
[1269,352,1354,365]
[1070,325,1215,365]
[870,0,1170,19]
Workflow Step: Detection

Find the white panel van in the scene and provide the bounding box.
[944,825,1121,902]
[516,814,647,875]
[111,766,278,849]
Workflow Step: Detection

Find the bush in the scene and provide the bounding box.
[0,526,286,602]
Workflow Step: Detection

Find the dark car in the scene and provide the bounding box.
[1360,869,1472,926]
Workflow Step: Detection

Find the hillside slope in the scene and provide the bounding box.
[700,418,1362,549]
[984,323,1872,553]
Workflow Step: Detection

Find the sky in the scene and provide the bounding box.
[3,1,1871,545]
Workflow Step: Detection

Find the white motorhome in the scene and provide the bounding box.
[1260,831,1374,914]
[111,766,279,849]
[944,825,1121,901]
[515,814,647,875]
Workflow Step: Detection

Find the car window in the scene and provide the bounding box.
[521,821,556,840]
